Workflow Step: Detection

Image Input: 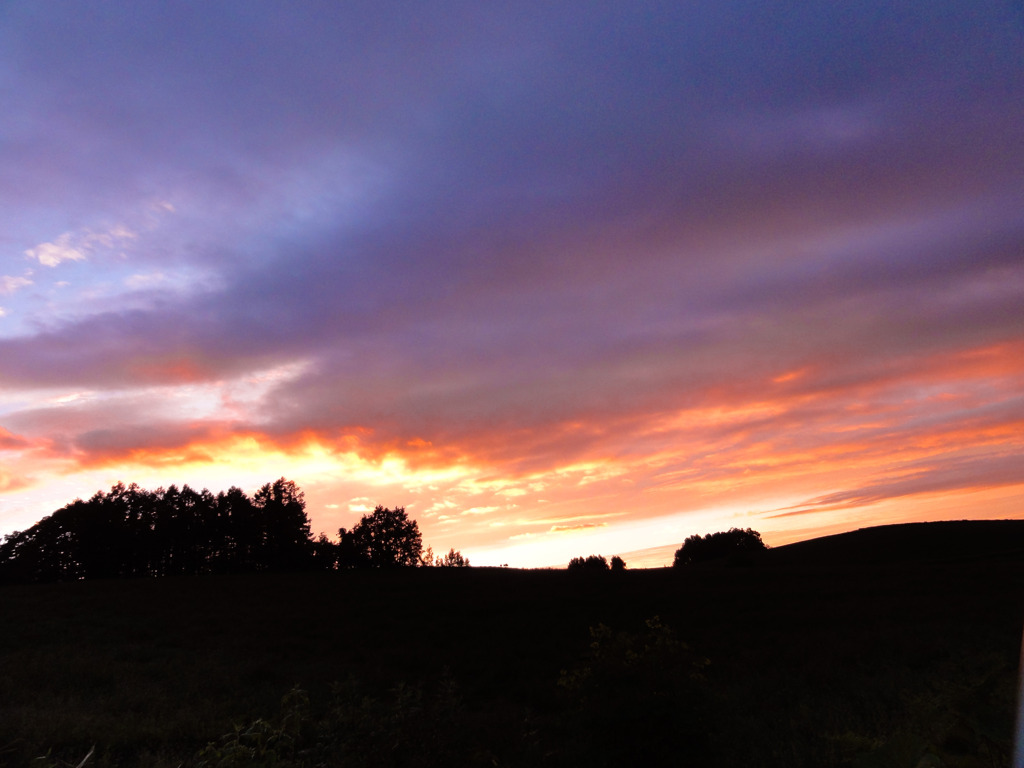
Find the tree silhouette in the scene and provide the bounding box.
[0,481,481,583]
[0,478,319,583]
[336,526,360,569]
[568,554,609,571]
[420,545,435,567]
[310,533,339,571]
[610,555,626,571]
[341,506,422,568]
[436,548,470,567]
[215,486,258,572]
[253,478,313,571]
[673,528,767,567]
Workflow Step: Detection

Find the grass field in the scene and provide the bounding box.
[2,522,1023,767]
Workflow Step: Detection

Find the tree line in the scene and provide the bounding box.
[1,476,765,585]
[0,479,467,584]
[567,554,626,571]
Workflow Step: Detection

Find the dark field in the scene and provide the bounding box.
[2,521,1024,767]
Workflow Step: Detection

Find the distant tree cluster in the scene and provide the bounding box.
[0,478,313,583]
[673,528,767,567]
[0,481,469,584]
[567,554,626,571]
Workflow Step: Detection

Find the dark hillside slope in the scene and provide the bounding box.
[1,520,1023,766]
[767,519,1024,566]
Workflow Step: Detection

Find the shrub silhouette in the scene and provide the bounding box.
[557,617,714,766]
[673,527,767,567]
[197,677,479,768]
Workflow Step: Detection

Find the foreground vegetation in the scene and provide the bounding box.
[2,522,1023,767]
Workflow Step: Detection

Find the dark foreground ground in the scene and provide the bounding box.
[2,520,1023,767]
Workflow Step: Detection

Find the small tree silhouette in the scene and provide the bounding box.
[436,548,470,567]
[610,555,626,571]
[420,545,434,567]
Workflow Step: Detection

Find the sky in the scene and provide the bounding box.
[1,2,1022,568]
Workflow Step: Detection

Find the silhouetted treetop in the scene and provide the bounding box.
[568,554,610,571]
[253,478,313,571]
[0,479,317,583]
[673,528,767,567]
[339,505,422,568]
[0,481,466,583]
[436,548,470,567]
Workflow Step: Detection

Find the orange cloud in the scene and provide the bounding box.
[2,329,1021,567]
[41,335,1020,520]
[0,426,30,451]
[0,471,32,494]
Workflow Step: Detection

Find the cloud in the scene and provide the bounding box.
[770,450,1024,518]
[25,233,87,267]
[0,274,33,294]
[550,522,608,533]
[460,506,498,516]
[0,471,32,495]
[24,226,136,268]
[0,427,30,451]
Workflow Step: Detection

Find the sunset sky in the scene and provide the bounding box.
[1,2,1022,567]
